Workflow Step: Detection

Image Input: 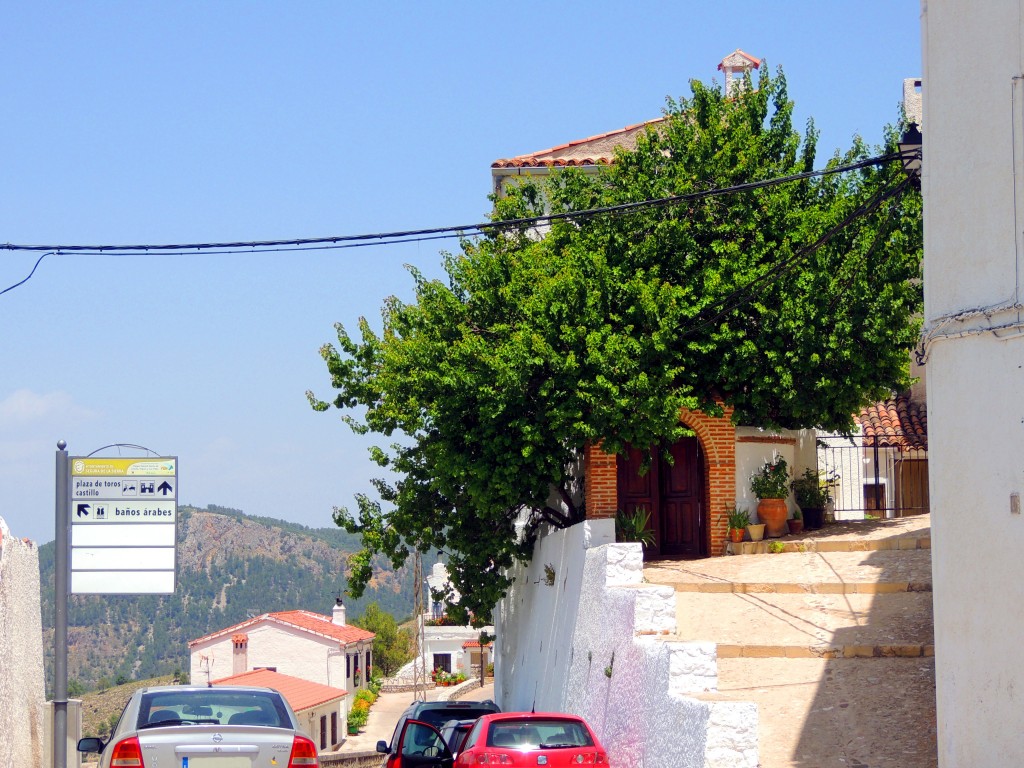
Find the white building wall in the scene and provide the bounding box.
[922,1,1024,764]
[733,428,800,520]
[495,520,757,768]
[0,517,46,768]
[190,623,361,691]
[294,699,346,752]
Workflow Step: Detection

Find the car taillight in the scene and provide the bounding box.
[288,734,319,768]
[475,754,513,764]
[109,737,145,768]
[573,751,608,764]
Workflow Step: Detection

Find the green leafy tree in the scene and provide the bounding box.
[351,602,413,677]
[310,66,922,622]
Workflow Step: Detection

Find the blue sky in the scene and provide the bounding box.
[0,2,922,546]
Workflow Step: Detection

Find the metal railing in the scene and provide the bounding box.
[816,434,929,519]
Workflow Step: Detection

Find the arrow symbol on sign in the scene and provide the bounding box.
[157,481,173,496]
[76,504,91,517]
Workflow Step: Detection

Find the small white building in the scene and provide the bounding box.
[188,599,374,697]
[213,668,347,752]
[419,562,493,678]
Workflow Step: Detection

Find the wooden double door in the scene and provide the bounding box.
[617,437,706,557]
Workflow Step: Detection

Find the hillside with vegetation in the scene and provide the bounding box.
[39,505,418,694]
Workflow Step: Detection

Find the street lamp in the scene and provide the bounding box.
[899,122,923,185]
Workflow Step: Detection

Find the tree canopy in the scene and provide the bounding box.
[309,66,922,622]
[351,602,413,678]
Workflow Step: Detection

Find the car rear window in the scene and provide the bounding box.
[138,690,289,728]
[418,708,496,729]
[487,719,593,749]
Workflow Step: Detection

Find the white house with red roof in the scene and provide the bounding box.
[212,668,348,752]
[188,598,374,698]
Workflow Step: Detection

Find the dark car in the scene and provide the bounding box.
[377,699,500,767]
[438,718,477,757]
[77,685,319,768]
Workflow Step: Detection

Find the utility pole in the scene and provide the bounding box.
[54,440,69,768]
[412,551,425,698]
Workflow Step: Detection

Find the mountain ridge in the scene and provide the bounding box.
[39,505,415,693]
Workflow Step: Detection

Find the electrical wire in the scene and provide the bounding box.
[0,150,918,297]
[0,251,52,297]
[679,174,914,339]
[0,151,909,256]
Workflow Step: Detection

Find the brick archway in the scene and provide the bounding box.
[585,406,736,556]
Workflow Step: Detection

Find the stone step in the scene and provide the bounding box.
[672,591,934,649]
[716,643,934,659]
[663,580,931,594]
[725,534,930,555]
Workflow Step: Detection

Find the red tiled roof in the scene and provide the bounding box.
[492,118,666,169]
[212,669,346,712]
[856,393,928,451]
[461,640,491,649]
[189,610,374,648]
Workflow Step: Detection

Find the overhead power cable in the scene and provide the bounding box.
[679,173,915,338]
[0,150,911,256]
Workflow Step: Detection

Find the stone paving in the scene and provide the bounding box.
[647,515,937,768]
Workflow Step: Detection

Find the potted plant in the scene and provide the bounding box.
[615,506,655,547]
[791,468,835,530]
[751,455,790,537]
[787,508,804,535]
[726,507,750,543]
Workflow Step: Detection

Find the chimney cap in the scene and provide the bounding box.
[335,593,344,607]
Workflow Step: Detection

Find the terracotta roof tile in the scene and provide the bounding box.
[461,640,492,649]
[856,393,928,451]
[189,610,374,648]
[717,49,762,71]
[492,118,665,169]
[212,668,347,712]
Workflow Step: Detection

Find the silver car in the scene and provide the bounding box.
[78,685,319,768]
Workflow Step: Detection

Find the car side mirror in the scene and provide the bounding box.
[77,738,105,754]
[376,740,389,754]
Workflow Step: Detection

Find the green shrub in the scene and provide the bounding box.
[355,689,376,705]
[348,707,369,729]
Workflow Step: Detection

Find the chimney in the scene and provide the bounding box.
[332,595,346,626]
[717,49,762,96]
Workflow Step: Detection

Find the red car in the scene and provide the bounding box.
[456,712,609,766]
[386,711,609,768]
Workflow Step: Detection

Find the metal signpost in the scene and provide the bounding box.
[54,444,178,768]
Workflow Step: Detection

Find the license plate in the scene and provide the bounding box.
[186,757,252,768]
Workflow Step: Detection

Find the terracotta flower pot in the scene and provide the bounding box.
[757,498,789,538]
[729,528,745,543]
[788,518,804,535]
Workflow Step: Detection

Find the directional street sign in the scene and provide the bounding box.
[68,456,178,594]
